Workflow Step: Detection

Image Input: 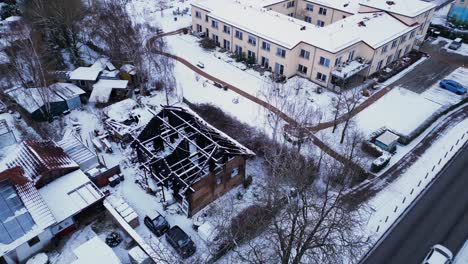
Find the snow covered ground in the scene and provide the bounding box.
[355,87,441,136]
[431,37,468,57]
[126,0,193,33]
[364,114,468,242]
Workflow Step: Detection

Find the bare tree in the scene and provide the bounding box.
[259,78,321,148]
[84,0,176,100]
[23,0,85,67]
[4,22,54,119]
[231,156,368,264]
[339,88,362,144]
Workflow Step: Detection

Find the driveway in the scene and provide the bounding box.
[391,39,466,94]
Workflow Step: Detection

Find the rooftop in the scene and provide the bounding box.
[5,87,64,114]
[0,140,79,183]
[39,169,104,222]
[0,167,55,256]
[359,0,435,17]
[305,0,361,14]
[49,83,86,100]
[193,0,419,52]
[376,130,400,145]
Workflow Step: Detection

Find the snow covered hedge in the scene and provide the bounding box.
[398,97,468,145]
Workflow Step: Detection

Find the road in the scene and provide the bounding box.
[362,143,468,264]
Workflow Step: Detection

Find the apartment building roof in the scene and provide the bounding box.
[319,12,416,50]
[359,0,435,17]
[194,0,417,52]
[305,0,361,14]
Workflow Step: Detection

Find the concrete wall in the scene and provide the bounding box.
[4,229,54,264]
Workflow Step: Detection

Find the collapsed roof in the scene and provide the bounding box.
[132,106,254,193]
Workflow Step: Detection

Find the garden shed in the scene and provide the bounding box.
[375,130,399,152]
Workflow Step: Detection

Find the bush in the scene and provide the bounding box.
[200,37,216,50]
[243,175,253,189]
[361,141,384,158]
[398,97,468,145]
[371,152,391,173]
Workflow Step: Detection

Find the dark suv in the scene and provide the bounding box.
[144,213,170,237]
[165,226,196,258]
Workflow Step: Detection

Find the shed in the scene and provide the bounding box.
[375,131,399,152]
[49,83,86,110]
[4,87,68,121]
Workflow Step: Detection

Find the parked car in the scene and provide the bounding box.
[422,244,453,264]
[448,38,462,50]
[196,61,205,68]
[439,79,467,95]
[144,212,170,237]
[165,226,196,258]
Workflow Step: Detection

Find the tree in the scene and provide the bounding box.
[23,0,85,67]
[84,0,176,100]
[339,87,362,144]
[4,21,54,119]
[231,156,369,264]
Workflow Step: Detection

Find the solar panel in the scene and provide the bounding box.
[0,181,36,244]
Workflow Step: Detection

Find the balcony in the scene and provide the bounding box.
[331,58,369,80]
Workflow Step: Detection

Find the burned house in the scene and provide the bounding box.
[133,106,254,217]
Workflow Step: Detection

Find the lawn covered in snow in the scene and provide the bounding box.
[126,0,193,33]
[355,87,441,135]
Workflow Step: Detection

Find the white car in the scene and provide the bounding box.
[422,244,453,264]
[197,62,205,68]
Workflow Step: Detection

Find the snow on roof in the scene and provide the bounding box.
[69,57,116,81]
[376,130,399,145]
[5,87,64,114]
[359,0,435,17]
[0,140,79,183]
[194,0,315,49]
[104,98,137,122]
[320,12,416,50]
[4,16,21,22]
[194,0,416,52]
[0,168,55,256]
[71,236,121,264]
[39,170,104,222]
[89,79,129,103]
[69,67,101,81]
[91,57,116,72]
[57,134,98,171]
[49,83,86,100]
[94,79,129,89]
[120,64,136,75]
[306,0,360,14]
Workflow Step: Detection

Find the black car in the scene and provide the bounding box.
[165,226,196,258]
[144,213,170,237]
